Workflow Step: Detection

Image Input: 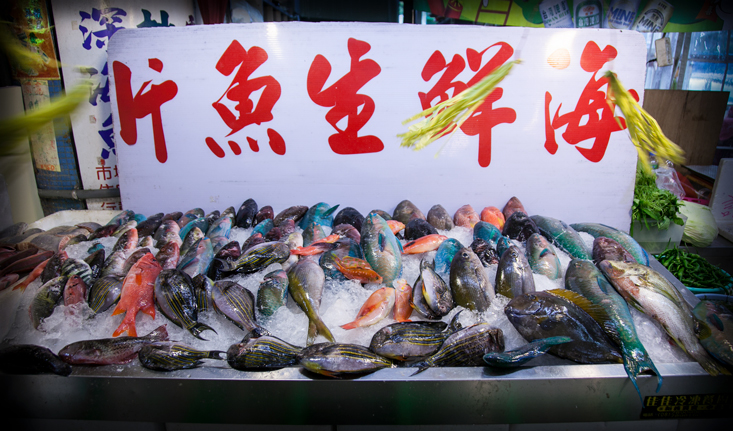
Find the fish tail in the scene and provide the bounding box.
[11,275,29,291]
[623,351,663,401]
[112,312,136,337]
[206,350,227,360]
[145,325,169,341]
[189,322,217,340]
[409,361,430,376]
[692,349,731,376]
[340,320,359,330]
[307,318,334,344]
[110,303,125,316]
[142,302,156,318]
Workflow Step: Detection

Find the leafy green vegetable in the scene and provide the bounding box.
[630,164,683,235]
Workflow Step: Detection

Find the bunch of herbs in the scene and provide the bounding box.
[630,164,683,235]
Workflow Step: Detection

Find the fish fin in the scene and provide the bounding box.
[317,318,335,342]
[622,349,663,401]
[323,205,339,217]
[446,310,464,333]
[397,240,404,254]
[190,322,217,340]
[111,303,125,316]
[306,321,317,345]
[112,314,136,337]
[142,302,156,319]
[340,321,359,330]
[409,362,430,376]
[145,325,169,341]
[546,288,613,329]
[378,232,386,253]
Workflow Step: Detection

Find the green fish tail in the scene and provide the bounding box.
[623,350,663,401]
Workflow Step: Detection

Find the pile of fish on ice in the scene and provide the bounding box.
[0,197,730,395]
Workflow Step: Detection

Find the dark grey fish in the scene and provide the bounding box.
[427,204,454,230]
[29,276,66,329]
[412,323,504,375]
[84,249,105,283]
[299,343,393,377]
[60,258,93,286]
[207,240,241,280]
[122,248,151,274]
[255,205,274,225]
[136,213,164,238]
[40,252,64,284]
[495,245,535,299]
[257,270,289,317]
[449,247,493,312]
[418,259,454,317]
[58,325,169,365]
[411,270,440,320]
[88,275,123,313]
[265,218,295,241]
[180,227,205,258]
[138,344,225,371]
[162,211,183,222]
[592,236,636,264]
[367,209,392,221]
[100,250,127,278]
[227,333,303,371]
[369,314,462,361]
[502,211,539,242]
[331,224,361,243]
[470,238,499,266]
[288,258,333,345]
[204,210,220,227]
[235,198,258,228]
[192,274,214,312]
[0,222,27,239]
[220,207,236,219]
[241,233,265,253]
[224,241,290,275]
[0,344,72,376]
[155,269,216,340]
[333,207,365,232]
[392,199,425,225]
[212,280,269,336]
[404,218,438,241]
[505,291,623,364]
[483,336,572,367]
[273,205,308,227]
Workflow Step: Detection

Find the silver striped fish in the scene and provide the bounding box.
[88,275,123,313]
[212,280,269,336]
[138,344,225,371]
[227,333,302,370]
[411,323,504,375]
[298,343,393,378]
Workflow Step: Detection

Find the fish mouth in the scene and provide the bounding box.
[598,260,623,278]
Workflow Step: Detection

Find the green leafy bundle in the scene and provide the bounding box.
[631,164,683,235]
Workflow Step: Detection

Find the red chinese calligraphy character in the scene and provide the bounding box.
[544,41,637,163]
[113,59,178,163]
[207,41,284,157]
[419,43,516,168]
[307,38,383,155]
[96,160,112,180]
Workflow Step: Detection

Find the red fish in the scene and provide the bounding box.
[290,234,340,256]
[341,287,395,330]
[502,196,527,220]
[393,279,413,322]
[480,206,505,230]
[155,241,180,270]
[402,234,447,255]
[334,255,383,284]
[11,257,51,291]
[112,253,162,337]
[63,275,88,312]
[453,204,480,228]
[387,220,405,235]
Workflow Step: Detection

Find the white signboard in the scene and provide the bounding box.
[51,1,193,211]
[109,23,645,230]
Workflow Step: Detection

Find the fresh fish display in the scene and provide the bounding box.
[571,223,649,266]
[600,261,729,376]
[155,269,215,339]
[112,253,162,337]
[480,206,505,230]
[525,233,561,280]
[449,247,493,312]
[412,323,504,374]
[256,269,289,317]
[483,336,572,367]
[29,276,66,329]
[227,333,303,370]
[505,291,623,364]
[333,207,364,232]
[138,344,225,371]
[341,287,395,330]
[59,325,169,365]
[530,215,592,260]
[235,198,258,228]
[426,204,454,230]
[369,315,461,361]
[361,213,402,287]
[212,280,268,336]
[495,245,535,299]
[693,300,733,368]
[453,204,480,228]
[392,199,425,225]
[288,258,334,344]
[502,212,539,242]
[299,343,393,377]
[404,218,438,241]
[592,237,636,264]
[0,344,72,376]
[565,259,662,395]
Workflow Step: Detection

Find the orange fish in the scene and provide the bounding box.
[290,234,340,256]
[12,257,51,292]
[334,255,383,284]
[453,204,480,228]
[480,206,505,230]
[387,220,405,235]
[393,279,413,322]
[112,253,162,337]
[402,234,448,255]
[341,287,395,330]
